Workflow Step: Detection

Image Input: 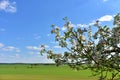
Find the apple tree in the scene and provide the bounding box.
[40,13,120,80]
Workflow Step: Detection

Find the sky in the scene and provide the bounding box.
[0,0,120,63]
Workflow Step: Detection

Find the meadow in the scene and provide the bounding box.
[0,64,97,80]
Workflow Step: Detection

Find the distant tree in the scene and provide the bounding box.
[40,13,120,80]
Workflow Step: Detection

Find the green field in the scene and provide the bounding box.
[0,64,98,80]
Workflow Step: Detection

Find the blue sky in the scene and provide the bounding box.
[0,0,119,63]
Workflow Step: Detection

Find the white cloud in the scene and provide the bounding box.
[61,15,113,32]
[98,15,113,22]
[0,0,16,13]
[0,43,4,48]
[0,43,20,52]
[54,46,61,49]
[3,46,15,51]
[26,46,41,51]
[28,51,35,55]
[88,15,114,26]
[9,53,20,58]
[2,46,20,52]
[26,45,49,51]
[16,49,21,53]
[21,54,54,63]
[28,51,40,55]
[14,54,20,58]
[0,46,54,63]
[44,45,49,48]
[50,41,58,44]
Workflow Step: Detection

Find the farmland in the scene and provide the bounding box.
[0,64,98,80]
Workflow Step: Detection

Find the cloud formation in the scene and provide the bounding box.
[0,43,4,48]
[26,45,49,51]
[2,46,20,52]
[61,14,113,32]
[50,41,58,44]
[26,46,41,51]
[0,43,20,52]
[9,53,20,58]
[54,46,61,49]
[98,15,113,22]
[0,0,16,13]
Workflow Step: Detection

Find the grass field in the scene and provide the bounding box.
[0,64,98,80]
